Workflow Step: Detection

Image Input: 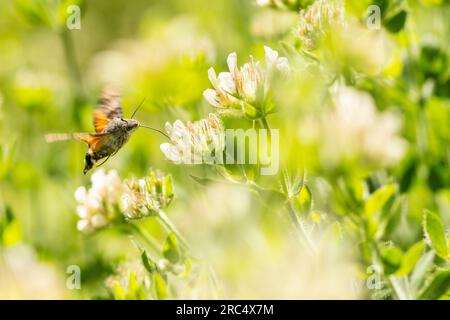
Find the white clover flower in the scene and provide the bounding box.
[90,169,122,202]
[120,179,150,220]
[297,0,345,50]
[74,169,123,233]
[300,87,407,168]
[160,113,225,164]
[121,170,174,220]
[203,46,289,118]
[227,52,262,103]
[264,46,290,74]
[203,68,240,109]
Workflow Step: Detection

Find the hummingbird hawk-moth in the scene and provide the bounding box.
[46,90,167,174]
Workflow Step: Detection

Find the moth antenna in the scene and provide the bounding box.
[131,97,146,119]
[139,124,170,139]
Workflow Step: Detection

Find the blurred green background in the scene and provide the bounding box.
[0,0,449,299]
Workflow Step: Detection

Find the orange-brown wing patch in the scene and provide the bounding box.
[93,110,110,133]
[93,89,123,132]
[79,134,108,152]
[79,134,99,145]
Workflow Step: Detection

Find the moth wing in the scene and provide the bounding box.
[46,132,91,143]
[93,110,110,133]
[78,133,110,151]
[93,89,123,133]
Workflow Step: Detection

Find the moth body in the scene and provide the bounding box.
[46,90,142,175]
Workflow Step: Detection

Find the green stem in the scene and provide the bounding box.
[389,276,412,300]
[156,210,190,251]
[245,123,315,254]
[370,240,405,300]
[207,265,223,299]
[287,201,316,255]
[60,30,83,97]
[260,117,270,130]
[60,29,84,124]
[125,223,161,257]
[154,211,221,294]
[278,169,316,254]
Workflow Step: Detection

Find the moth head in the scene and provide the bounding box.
[124,118,139,132]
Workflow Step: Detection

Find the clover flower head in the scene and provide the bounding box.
[203,46,289,118]
[120,179,150,219]
[203,67,240,110]
[74,169,123,233]
[297,0,345,50]
[264,46,290,74]
[106,260,151,299]
[300,86,407,169]
[160,113,225,164]
[121,169,174,219]
[227,52,263,103]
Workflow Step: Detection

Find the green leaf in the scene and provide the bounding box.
[242,164,260,182]
[110,283,126,300]
[0,206,20,246]
[380,244,403,275]
[127,272,146,300]
[371,0,389,18]
[419,269,450,300]
[256,188,286,207]
[2,220,22,246]
[153,272,167,300]
[279,171,290,195]
[179,258,192,278]
[418,46,448,79]
[189,174,218,186]
[423,210,449,259]
[294,185,312,214]
[163,175,174,199]
[378,196,404,239]
[242,101,262,120]
[348,177,365,204]
[141,250,156,274]
[364,184,397,217]
[163,232,181,264]
[384,10,407,33]
[395,241,425,276]
[367,217,379,240]
[398,157,417,192]
[14,0,53,27]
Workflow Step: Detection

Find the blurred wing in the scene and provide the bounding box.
[93,90,123,133]
[46,132,111,150]
[45,132,90,143]
[78,133,111,151]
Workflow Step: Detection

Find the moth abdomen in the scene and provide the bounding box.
[83,152,95,175]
